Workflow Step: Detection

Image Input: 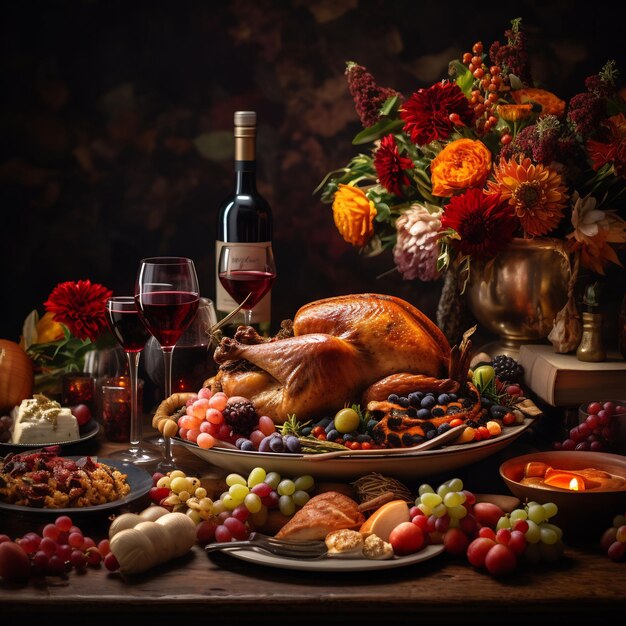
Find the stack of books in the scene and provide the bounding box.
[517,344,626,407]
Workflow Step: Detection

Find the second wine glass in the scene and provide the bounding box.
[104,297,162,466]
[218,245,276,327]
[135,256,200,473]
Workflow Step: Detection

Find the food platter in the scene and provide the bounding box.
[0,457,153,516]
[0,419,100,454]
[210,543,445,572]
[176,418,534,480]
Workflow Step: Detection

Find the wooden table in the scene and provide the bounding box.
[2,420,625,625]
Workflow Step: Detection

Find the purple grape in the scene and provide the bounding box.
[269,436,285,453]
[283,435,301,453]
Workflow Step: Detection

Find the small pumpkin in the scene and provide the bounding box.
[0,339,34,413]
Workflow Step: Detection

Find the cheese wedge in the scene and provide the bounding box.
[10,395,79,444]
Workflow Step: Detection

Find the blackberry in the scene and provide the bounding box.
[222,398,258,437]
[492,354,525,384]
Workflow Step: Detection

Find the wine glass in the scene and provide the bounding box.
[135,257,200,473]
[104,297,162,466]
[218,245,276,326]
[143,297,218,446]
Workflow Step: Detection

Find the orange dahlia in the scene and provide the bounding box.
[430,138,492,197]
[511,88,566,117]
[332,184,377,247]
[486,156,568,236]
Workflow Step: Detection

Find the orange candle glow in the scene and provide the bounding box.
[544,472,587,491]
[569,477,584,491]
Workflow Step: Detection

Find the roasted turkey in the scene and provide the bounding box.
[209,293,465,424]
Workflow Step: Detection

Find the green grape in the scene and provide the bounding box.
[433,503,448,518]
[417,503,432,516]
[496,515,511,530]
[418,483,434,497]
[247,467,267,487]
[244,493,263,514]
[211,500,226,515]
[542,522,563,541]
[186,509,202,524]
[292,490,310,507]
[279,495,296,516]
[421,492,442,509]
[170,476,191,493]
[277,479,296,496]
[540,526,558,545]
[294,475,315,492]
[198,497,213,512]
[613,514,626,528]
[265,472,281,489]
[527,504,546,525]
[510,508,528,521]
[525,519,541,543]
[447,505,467,520]
[221,494,237,510]
[443,492,463,508]
[229,483,250,503]
[542,502,558,519]
[226,473,247,487]
[446,478,464,492]
[436,484,451,498]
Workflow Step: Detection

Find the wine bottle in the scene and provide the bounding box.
[215,111,273,335]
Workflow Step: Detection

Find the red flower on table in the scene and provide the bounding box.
[374,134,414,195]
[400,82,474,146]
[440,188,518,259]
[44,280,113,342]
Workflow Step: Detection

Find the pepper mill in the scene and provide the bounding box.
[576,282,606,362]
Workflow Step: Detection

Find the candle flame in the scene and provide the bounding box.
[569,477,581,491]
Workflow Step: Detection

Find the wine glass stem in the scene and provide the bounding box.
[126,350,142,447]
[243,309,253,326]
[162,346,174,463]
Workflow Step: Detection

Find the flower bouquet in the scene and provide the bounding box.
[318,18,626,349]
[20,280,114,396]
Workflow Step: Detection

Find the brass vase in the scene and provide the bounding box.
[466,238,571,356]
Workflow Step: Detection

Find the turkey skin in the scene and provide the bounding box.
[211,293,451,423]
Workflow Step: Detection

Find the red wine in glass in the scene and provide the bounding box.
[134,291,200,348]
[106,307,151,352]
[218,245,277,326]
[218,270,276,309]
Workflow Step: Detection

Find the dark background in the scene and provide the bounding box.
[1,0,625,345]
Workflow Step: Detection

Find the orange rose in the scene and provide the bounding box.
[332,184,377,247]
[430,139,492,197]
[496,103,533,122]
[511,88,566,117]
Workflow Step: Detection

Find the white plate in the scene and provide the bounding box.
[176,418,534,480]
[212,543,445,572]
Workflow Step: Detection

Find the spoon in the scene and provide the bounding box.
[306,423,467,462]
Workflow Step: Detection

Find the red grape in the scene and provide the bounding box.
[214,525,232,543]
[586,401,602,415]
[608,541,626,561]
[443,528,469,556]
[55,515,73,533]
[223,517,248,540]
[104,552,120,572]
[196,519,218,546]
[484,543,517,576]
[70,404,92,426]
[467,537,495,568]
[508,530,527,556]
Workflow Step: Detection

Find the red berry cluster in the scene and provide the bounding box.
[0,515,111,582]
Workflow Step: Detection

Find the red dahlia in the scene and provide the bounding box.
[440,188,518,259]
[374,134,414,195]
[44,280,113,342]
[401,82,474,146]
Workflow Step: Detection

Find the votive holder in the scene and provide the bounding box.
[101,376,144,443]
[61,373,96,411]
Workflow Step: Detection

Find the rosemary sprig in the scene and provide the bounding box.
[298,436,349,454]
[278,414,310,437]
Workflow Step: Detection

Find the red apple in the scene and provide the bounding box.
[388,521,425,556]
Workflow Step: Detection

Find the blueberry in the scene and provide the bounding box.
[437,393,451,405]
[284,435,301,453]
[325,420,336,433]
[480,396,492,409]
[417,408,431,419]
[408,392,423,406]
[448,393,458,402]
[318,417,331,428]
[421,421,436,432]
[269,436,285,453]
[490,404,508,419]
[411,434,425,445]
[240,440,256,451]
[407,406,417,417]
[421,395,436,409]
[366,419,379,432]
[431,406,445,417]
[397,396,410,408]
[387,394,400,404]
[301,426,312,437]
[326,429,340,441]
[401,433,416,446]
[235,437,248,449]
[426,429,438,440]
[343,433,355,442]
[437,422,452,435]
[356,434,372,443]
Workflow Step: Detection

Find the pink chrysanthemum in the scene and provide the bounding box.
[45,280,113,342]
[374,134,414,195]
[440,189,518,259]
[400,82,474,146]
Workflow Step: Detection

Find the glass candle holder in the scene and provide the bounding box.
[101,376,144,443]
[61,373,96,411]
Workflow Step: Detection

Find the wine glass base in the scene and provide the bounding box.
[145,434,165,447]
[108,445,163,467]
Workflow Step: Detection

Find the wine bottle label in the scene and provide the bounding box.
[215,240,272,324]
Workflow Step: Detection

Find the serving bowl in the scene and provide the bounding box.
[499,450,626,537]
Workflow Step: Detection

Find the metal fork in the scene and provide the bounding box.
[205,532,328,559]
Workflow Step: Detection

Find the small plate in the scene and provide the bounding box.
[0,456,153,515]
[0,419,100,453]
[212,543,445,572]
